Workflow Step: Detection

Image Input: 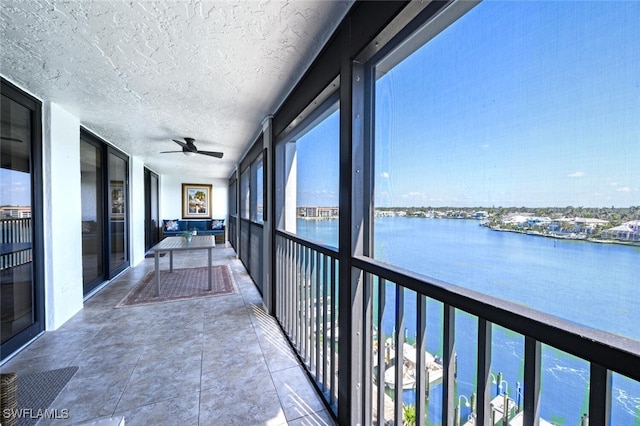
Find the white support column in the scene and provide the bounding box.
[284,141,297,233]
[129,156,145,266]
[43,102,83,329]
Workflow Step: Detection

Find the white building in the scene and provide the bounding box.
[603,220,640,241]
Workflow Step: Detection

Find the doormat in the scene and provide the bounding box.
[116,265,236,307]
[7,366,79,426]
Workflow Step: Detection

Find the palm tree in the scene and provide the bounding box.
[403,403,416,426]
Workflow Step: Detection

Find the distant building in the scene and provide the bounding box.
[374,210,396,217]
[0,206,32,218]
[473,211,488,219]
[501,213,532,226]
[573,217,609,234]
[298,206,339,218]
[602,220,640,242]
[526,216,552,228]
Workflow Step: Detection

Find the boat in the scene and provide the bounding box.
[382,341,444,389]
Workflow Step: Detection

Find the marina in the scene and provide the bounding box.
[297,216,640,424]
[380,341,443,391]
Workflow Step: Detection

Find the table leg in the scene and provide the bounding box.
[155,251,160,297]
[208,247,213,291]
[170,250,174,272]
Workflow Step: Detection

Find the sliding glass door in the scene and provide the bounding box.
[1,79,44,360]
[80,130,129,295]
[80,139,105,292]
[108,152,128,275]
[144,168,160,251]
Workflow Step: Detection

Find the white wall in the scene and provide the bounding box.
[43,102,84,330]
[160,175,228,221]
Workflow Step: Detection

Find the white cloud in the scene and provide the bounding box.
[568,171,586,178]
[402,191,427,199]
[616,187,631,192]
[380,172,390,178]
[481,144,490,149]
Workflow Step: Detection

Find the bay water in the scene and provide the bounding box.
[297,217,640,424]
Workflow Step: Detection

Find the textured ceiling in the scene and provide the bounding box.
[0,0,352,179]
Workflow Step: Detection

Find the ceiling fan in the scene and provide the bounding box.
[160,137,223,158]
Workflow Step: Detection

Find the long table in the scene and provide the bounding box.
[150,235,216,297]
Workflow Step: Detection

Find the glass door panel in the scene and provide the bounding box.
[0,87,38,348]
[145,168,160,251]
[108,153,128,275]
[80,140,104,292]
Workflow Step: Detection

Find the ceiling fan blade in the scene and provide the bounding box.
[198,151,224,158]
[159,150,184,154]
[172,139,189,149]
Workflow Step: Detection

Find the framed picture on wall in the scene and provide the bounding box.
[182,183,212,219]
[110,181,125,220]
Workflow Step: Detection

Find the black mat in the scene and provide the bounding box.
[16,366,78,426]
[144,252,166,258]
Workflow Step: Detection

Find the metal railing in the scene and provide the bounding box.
[355,256,640,425]
[275,231,340,410]
[1,218,32,270]
[228,215,237,250]
[274,231,640,425]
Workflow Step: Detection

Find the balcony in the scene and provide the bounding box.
[0,247,334,425]
[273,231,640,425]
[1,1,639,424]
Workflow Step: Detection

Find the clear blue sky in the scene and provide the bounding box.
[298,1,639,209]
[296,109,340,206]
[0,169,31,206]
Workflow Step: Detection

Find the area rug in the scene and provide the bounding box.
[116,265,236,307]
[14,366,79,426]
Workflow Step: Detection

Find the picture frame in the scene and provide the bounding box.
[182,183,212,219]
[110,181,125,220]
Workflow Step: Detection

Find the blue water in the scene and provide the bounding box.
[296,217,640,424]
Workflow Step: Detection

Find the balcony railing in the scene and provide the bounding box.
[274,231,640,425]
[1,218,32,271]
[275,231,340,410]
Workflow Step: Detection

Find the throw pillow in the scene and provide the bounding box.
[211,219,225,230]
[164,219,179,231]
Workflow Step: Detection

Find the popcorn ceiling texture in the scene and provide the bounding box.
[0,0,352,178]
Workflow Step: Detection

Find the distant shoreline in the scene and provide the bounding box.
[486,225,640,247]
[296,215,640,247]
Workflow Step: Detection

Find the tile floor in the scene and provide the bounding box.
[1,246,336,426]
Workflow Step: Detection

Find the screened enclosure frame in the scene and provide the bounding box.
[232,1,640,424]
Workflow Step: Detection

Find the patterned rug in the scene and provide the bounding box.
[116,265,236,307]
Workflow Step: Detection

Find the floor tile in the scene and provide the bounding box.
[1,248,330,426]
[287,409,336,426]
[113,392,200,426]
[42,366,134,425]
[116,359,202,410]
[199,387,287,426]
[271,366,327,422]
